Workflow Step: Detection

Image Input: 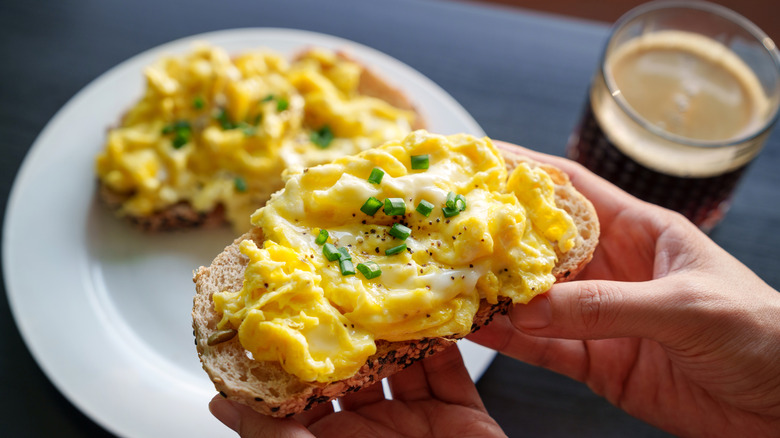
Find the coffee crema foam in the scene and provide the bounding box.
[593,30,773,177]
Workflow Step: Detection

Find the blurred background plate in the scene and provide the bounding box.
[2,28,490,438]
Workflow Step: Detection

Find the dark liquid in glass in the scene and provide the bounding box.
[567,102,749,229]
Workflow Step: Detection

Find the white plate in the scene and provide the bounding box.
[3,28,492,438]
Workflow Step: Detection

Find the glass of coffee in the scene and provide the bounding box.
[566,1,780,232]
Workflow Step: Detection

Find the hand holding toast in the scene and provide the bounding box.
[471,142,780,437]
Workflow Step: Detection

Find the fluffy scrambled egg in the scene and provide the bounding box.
[95,43,416,229]
[213,131,579,382]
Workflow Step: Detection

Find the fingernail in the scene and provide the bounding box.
[514,294,551,329]
[209,396,241,431]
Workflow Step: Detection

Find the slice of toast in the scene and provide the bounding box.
[192,147,599,417]
[97,49,424,232]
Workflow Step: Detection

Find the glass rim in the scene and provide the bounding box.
[600,0,780,148]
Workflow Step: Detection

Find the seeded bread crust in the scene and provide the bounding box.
[191,152,599,417]
[98,50,424,232]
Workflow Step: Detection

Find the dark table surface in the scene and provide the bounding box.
[2,0,778,437]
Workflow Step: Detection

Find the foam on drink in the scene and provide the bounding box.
[592,30,773,177]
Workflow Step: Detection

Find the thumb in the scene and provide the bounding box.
[511,278,680,342]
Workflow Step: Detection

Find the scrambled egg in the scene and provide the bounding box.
[213,131,579,382]
[95,43,416,229]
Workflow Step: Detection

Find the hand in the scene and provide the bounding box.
[470,142,780,437]
[209,344,506,437]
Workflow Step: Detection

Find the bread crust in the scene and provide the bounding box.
[192,150,599,417]
[98,50,424,232]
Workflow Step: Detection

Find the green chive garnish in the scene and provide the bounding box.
[215,108,235,130]
[276,98,289,112]
[389,223,411,240]
[357,261,382,279]
[234,177,247,193]
[235,121,256,136]
[445,191,457,209]
[367,168,384,185]
[323,243,340,261]
[315,229,329,245]
[311,125,334,148]
[411,154,430,170]
[360,197,383,216]
[385,243,407,256]
[416,200,434,217]
[443,192,466,217]
[384,198,406,216]
[193,96,205,109]
[442,206,460,217]
[337,247,351,261]
[262,94,275,102]
[163,121,192,147]
[339,259,356,276]
[172,134,189,149]
[455,194,467,211]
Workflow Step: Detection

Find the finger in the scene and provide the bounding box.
[387,355,430,401]
[511,278,682,342]
[422,344,487,409]
[468,312,590,381]
[295,398,335,427]
[338,379,386,411]
[209,395,313,438]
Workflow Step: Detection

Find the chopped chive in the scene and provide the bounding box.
[276,97,289,112]
[163,120,192,149]
[172,134,189,149]
[237,121,257,136]
[384,198,406,216]
[215,108,235,130]
[323,243,340,261]
[252,113,263,125]
[442,205,460,218]
[416,200,434,217]
[445,191,457,209]
[262,94,275,102]
[411,154,429,170]
[356,261,382,279]
[367,168,385,185]
[385,243,407,256]
[311,125,334,148]
[360,197,383,216]
[193,96,205,109]
[315,229,329,245]
[339,259,356,276]
[337,247,351,261]
[162,120,190,134]
[389,223,412,240]
[455,194,467,211]
[234,177,247,193]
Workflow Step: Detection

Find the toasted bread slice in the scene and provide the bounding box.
[191,148,599,417]
[98,49,424,232]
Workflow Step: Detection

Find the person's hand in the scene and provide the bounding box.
[209,344,506,437]
[470,141,780,437]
